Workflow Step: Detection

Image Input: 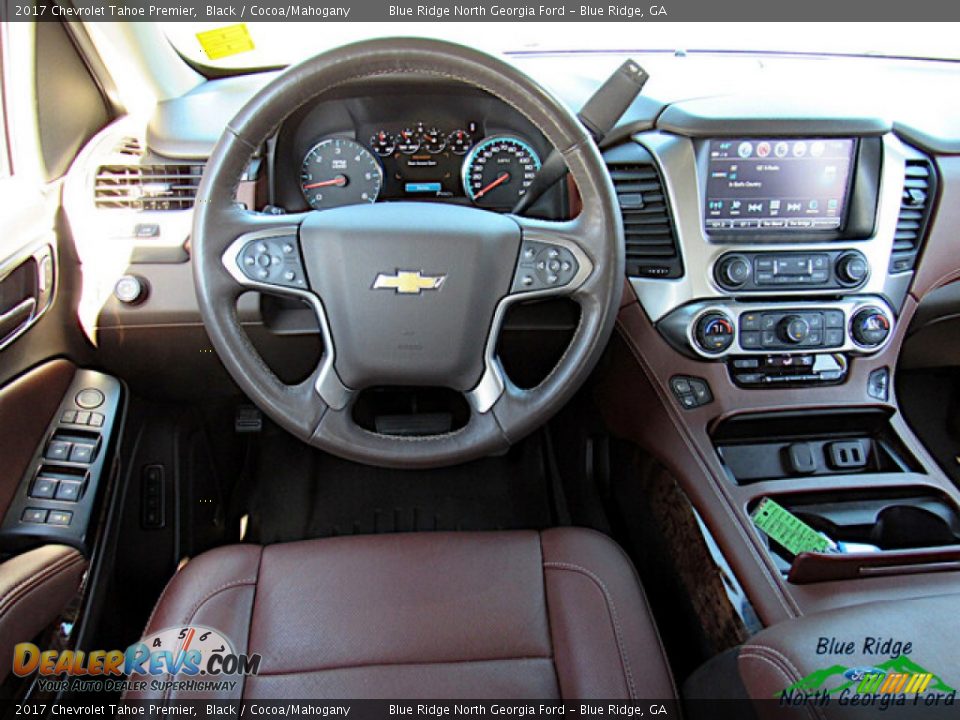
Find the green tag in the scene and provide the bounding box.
[751,497,834,556]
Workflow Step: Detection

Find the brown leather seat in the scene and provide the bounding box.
[131,528,675,699]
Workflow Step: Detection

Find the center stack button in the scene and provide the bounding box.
[694,312,735,354]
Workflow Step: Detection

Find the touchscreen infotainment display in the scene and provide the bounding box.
[704,138,856,233]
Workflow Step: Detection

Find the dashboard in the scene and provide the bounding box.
[271,83,566,216]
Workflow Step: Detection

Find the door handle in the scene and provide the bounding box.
[0,243,55,350]
[0,297,37,344]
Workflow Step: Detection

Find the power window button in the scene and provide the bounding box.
[45,441,72,461]
[31,477,57,499]
[54,481,83,502]
[69,444,95,464]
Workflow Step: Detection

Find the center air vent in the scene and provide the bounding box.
[890,157,936,273]
[94,164,204,211]
[608,163,683,279]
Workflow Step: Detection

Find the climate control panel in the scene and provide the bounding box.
[713,250,870,292]
[659,297,895,360]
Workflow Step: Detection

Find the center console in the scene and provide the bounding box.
[600,108,959,628]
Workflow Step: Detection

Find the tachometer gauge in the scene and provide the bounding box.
[395,128,421,154]
[422,128,446,154]
[300,138,383,210]
[369,130,396,156]
[463,136,542,209]
[448,129,472,155]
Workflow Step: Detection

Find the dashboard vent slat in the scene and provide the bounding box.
[609,162,683,279]
[94,164,205,211]
[889,157,936,273]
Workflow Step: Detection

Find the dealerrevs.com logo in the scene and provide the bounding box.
[13,625,261,694]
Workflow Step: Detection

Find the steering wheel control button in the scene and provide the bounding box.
[851,307,892,347]
[239,236,307,290]
[671,376,713,409]
[694,312,735,354]
[512,240,579,293]
[75,388,105,409]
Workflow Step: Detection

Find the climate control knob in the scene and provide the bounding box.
[694,312,735,354]
[715,254,751,289]
[851,307,892,348]
[777,315,810,344]
[836,251,869,286]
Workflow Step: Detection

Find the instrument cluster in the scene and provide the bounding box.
[297,121,542,212]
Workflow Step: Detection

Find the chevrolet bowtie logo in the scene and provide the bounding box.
[372,270,446,295]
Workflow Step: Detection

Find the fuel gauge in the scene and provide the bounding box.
[369,130,396,156]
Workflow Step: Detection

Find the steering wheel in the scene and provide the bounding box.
[193,38,624,469]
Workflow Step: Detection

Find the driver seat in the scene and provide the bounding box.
[128,528,675,699]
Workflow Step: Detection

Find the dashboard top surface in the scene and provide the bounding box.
[146,51,960,160]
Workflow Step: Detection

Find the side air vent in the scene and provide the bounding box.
[94,164,204,211]
[609,163,683,279]
[890,158,936,273]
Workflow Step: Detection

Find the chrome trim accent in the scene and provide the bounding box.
[466,229,593,414]
[665,295,896,360]
[629,132,911,322]
[222,227,352,411]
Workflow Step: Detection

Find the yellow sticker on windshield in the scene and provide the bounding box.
[196,24,255,61]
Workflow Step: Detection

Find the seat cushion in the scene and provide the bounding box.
[128,528,675,700]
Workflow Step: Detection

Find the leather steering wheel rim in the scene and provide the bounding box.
[193,38,624,468]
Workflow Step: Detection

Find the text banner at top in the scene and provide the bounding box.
[3,0,960,22]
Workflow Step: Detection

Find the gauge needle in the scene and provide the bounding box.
[474,172,510,199]
[303,175,347,190]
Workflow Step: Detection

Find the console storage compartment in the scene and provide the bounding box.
[713,409,917,484]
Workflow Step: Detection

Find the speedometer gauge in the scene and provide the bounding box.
[462,136,542,209]
[300,137,383,210]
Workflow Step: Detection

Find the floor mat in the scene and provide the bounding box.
[247,426,557,544]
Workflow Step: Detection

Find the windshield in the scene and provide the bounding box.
[163,22,960,71]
